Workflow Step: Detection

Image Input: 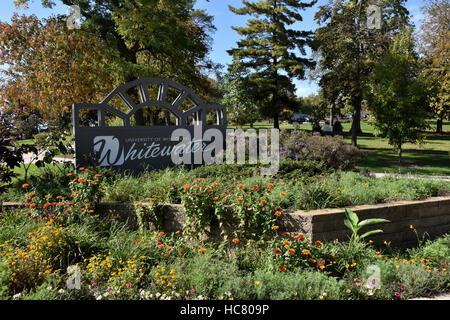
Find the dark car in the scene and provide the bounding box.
[290,114,310,123]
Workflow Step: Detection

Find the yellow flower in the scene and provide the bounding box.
[319,296,324,300]
[254,281,260,285]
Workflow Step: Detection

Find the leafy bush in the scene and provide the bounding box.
[280,130,363,170]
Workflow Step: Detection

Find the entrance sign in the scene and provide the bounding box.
[72,78,227,172]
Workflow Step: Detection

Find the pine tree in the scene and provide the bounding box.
[228,0,317,129]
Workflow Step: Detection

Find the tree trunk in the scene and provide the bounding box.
[273,114,280,130]
[436,116,443,134]
[350,95,363,147]
[398,147,402,164]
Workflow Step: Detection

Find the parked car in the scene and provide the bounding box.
[290,114,310,123]
[343,114,352,120]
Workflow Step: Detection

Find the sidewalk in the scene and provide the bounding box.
[371,172,450,182]
[409,292,450,300]
[21,152,74,164]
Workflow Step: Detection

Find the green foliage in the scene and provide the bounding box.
[220,59,260,125]
[343,208,390,242]
[134,199,166,235]
[0,257,10,299]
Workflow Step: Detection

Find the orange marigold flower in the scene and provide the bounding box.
[274,211,282,217]
[88,210,94,213]
[147,198,155,201]
[79,167,85,171]
[198,248,207,255]
[43,203,50,210]
[94,174,101,179]
[56,196,62,199]
[212,182,218,187]
[315,240,323,248]
[260,200,267,205]
[178,248,184,254]
[28,192,36,198]
[237,184,244,189]
[273,248,282,255]
[232,238,239,244]
[302,249,310,255]
[64,209,70,213]
[30,203,36,209]
[309,258,316,263]
[251,185,259,191]
[158,231,165,237]
[22,183,29,189]
[59,203,65,207]
[294,234,305,241]
[283,240,291,246]
[66,173,73,176]
[278,266,287,272]
[317,263,325,270]
[183,184,190,190]
[288,248,295,255]
[282,232,291,236]
[213,196,219,201]
[198,178,205,181]
[84,169,89,172]
[267,183,274,188]
[271,225,279,230]
[280,192,286,197]
[25,203,29,207]
[237,198,243,202]
[207,189,213,193]
[166,246,173,251]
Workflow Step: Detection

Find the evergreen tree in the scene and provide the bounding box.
[228,0,317,129]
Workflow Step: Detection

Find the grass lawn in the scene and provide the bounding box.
[230,119,450,176]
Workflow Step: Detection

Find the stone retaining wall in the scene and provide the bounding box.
[3,195,450,247]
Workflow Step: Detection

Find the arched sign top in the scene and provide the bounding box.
[72,78,227,172]
[73,78,226,128]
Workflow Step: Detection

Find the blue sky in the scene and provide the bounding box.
[1,0,427,97]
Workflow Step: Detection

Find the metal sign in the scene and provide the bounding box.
[72,78,227,172]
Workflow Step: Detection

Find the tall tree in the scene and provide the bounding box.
[227,0,317,129]
[0,14,118,123]
[14,0,219,123]
[367,28,429,163]
[313,0,410,147]
[420,0,450,134]
[220,59,259,126]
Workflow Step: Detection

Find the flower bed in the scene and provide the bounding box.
[0,167,449,300]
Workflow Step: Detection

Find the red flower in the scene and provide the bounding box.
[273,248,282,255]
[260,200,267,205]
[278,266,287,272]
[22,183,29,189]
